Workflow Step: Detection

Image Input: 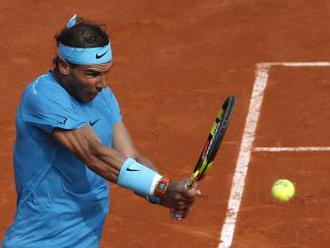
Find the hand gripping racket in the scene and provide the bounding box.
[173,96,235,219]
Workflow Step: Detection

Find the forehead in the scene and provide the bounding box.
[77,61,114,72]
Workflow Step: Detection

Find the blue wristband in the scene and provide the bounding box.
[118,158,160,196]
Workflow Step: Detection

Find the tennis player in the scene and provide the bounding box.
[2,15,199,248]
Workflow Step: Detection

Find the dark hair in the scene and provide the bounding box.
[53,17,110,68]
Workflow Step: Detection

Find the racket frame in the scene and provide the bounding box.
[185,96,235,189]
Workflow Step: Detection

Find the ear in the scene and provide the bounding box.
[58,58,71,75]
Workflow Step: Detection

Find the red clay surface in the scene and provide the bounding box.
[1,1,330,247]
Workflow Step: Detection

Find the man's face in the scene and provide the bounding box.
[66,61,114,103]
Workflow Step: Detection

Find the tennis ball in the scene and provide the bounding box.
[271,179,295,202]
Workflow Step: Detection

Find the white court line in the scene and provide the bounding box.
[218,64,270,248]
[218,61,330,248]
[260,62,330,67]
[254,147,330,152]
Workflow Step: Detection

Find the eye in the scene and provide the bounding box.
[86,71,100,78]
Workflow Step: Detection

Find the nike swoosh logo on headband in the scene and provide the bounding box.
[96,51,108,59]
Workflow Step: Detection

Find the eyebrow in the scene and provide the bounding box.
[85,66,113,74]
[86,62,114,74]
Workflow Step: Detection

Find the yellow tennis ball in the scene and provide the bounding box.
[271,179,295,202]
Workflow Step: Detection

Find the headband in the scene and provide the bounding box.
[58,14,112,65]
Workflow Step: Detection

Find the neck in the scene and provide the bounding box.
[51,69,73,95]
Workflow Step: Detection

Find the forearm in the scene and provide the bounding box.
[91,141,197,213]
[52,126,127,183]
[52,126,163,200]
[89,143,157,182]
[89,143,162,198]
[87,142,127,183]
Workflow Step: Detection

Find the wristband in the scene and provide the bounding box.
[118,158,160,196]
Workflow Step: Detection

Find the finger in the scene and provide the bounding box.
[177,200,194,209]
[177,195,197,204]
[174,202,192,211]
[183,189,200,199]
[180,198,196,206]
[175,191,199,202]
[192,182,202,195]
[183,183,202,198]
[171,199,193,210]
[173,195,197,207]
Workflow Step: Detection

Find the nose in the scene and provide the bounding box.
[96,75,107,91]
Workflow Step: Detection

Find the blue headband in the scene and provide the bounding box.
[58,43,112,65]
[58,14,112,65]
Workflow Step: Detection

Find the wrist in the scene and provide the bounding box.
[118,158,161,196]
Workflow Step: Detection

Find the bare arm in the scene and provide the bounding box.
[53,122,199,218]
[112,122,157,171]
[52,125,127,183]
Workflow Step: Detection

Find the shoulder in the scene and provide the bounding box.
[18,72,87,132]
[21,72,73,112]
[100,87,120,105]
[99,86,122,121]
[25,72,69,100]
[101,86,115,98]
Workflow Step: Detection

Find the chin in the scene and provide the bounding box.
[86,94,98,102]
[76,96,93,103]
[82,98,94,103]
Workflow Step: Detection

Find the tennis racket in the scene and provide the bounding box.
[172,96,235,219]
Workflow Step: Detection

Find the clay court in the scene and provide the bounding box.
[1,0,330,247]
